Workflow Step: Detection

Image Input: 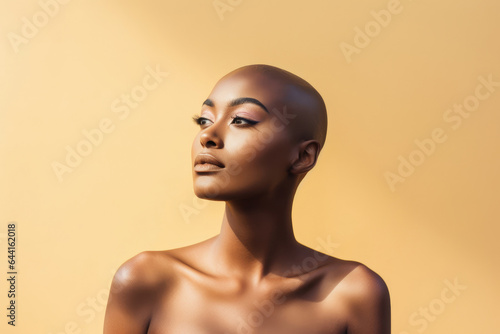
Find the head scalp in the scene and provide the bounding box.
[229,64,328,152]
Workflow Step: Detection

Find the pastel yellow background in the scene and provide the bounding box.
[1,0,498,333]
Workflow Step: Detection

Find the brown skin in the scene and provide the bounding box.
[103,65,391,334]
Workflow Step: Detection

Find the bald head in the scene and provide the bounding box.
[221,64,328,152]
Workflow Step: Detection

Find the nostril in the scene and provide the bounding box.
[206,140,217,148]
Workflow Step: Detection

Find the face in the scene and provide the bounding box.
[191,71,299,201]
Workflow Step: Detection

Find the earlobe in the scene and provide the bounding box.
[289,140,320,175]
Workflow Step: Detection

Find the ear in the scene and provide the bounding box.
[289,140,321,175]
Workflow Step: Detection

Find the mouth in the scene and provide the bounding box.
[194,163,225,172]
[194,154,225,172]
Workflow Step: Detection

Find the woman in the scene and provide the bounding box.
[103,64,391,333]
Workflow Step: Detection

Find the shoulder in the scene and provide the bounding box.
[317,257,389,298]
[109,243,207,294]
[337,261,390,302]
[309,253,390,306]
[111,237,215,291]
[332,261,391,333]
[109,250,175,308]
[111,249,179,288]
[104,250,177,333]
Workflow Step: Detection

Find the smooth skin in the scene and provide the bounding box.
[103,64,391,334]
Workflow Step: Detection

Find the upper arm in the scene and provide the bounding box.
[103,251,166,334]
[343,264,391,334]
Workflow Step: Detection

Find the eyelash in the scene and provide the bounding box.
[191,115,258,127]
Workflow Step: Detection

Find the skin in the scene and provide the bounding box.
[103,64,391,334]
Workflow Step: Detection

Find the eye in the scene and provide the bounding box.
[192,115,212,127]
[230,115,258,126]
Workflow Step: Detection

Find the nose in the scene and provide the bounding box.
[199,123,223,148]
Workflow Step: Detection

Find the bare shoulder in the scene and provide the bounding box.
[107,250,176,313]
[104,250,177,333]
[104,240,213,333]
[335,261,390,302]
[109,240,211,296]
[325,260,391,333]
[111,250,172,293]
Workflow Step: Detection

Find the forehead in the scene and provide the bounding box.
[207,71,288,110]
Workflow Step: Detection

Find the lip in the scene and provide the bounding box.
[194,153,225,172]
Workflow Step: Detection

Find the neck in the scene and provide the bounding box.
[210,191,301,283]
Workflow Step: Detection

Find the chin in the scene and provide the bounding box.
[193,185,255,202]
[193,185,227,201]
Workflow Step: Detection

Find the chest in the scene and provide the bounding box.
[146,281,347,334]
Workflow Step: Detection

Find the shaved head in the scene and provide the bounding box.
[221,64,328,153]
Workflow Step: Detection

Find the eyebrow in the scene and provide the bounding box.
[202,97,269,114]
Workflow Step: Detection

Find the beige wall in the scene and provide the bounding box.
[1,0,499,333]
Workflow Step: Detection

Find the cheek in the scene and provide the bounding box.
[233,137,291,178]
